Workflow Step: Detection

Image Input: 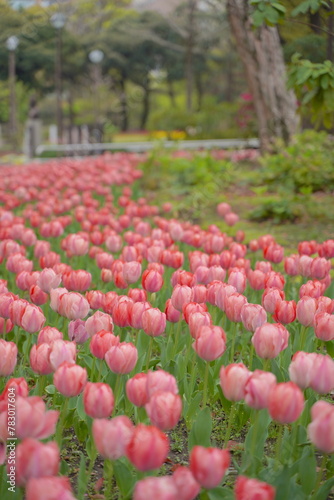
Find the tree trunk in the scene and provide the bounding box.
[195,72,203,111]
[226,0,298,151]
[119,77,128,132]
[327,2,333,62]
[167,78,176,107]
[140,85,150,130]
[185,0,197,113]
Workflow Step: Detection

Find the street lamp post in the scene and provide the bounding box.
[51,13,66,144]
[6,35,19,148]
[88,49,104,143]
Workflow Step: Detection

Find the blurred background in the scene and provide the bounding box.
[0,0,332,154]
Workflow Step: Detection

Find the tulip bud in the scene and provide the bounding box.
[83,382,114,418]
[126,424,169,471]
[53,362,87,397]
[190,445,230,489]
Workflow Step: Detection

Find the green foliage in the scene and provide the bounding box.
[291,0,329,16]
[288,55,334,128]
[250,0,286,26]
[147,100,256,139]
[260,130,334,193]
[249,198,301,223]
[284,34,327,64]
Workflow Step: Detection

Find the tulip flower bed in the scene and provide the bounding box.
[0,152,333,500]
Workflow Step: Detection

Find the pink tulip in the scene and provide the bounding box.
[247,269,266,291]
[215,284,237,311]
[193,325,226,361]
[145,391,182,430]
[68,319,90,344]
[234,475,276,500]
[123,261,142,284]
[15,396,59,439]
[228,270,246,294]
[314,312,334,341]
[310,257,331,280]
[171,285,193,311]
[224,212,239,226]
[261,287,285,314]
[244,370,277,409]
[133,477,178,500]
[309,354,334,394]
[37,268,61,293]
[188,311,212,339]
[263,243,284,263]
[190,445,230,489]
[53,362,87,397]
[62,270,92,292]
[128,288,147,303]
[85,290,104,309]
[30,343,53,375]
[93,416,134,459]
[217,202,231,217]
[273,300,296,324]
[59,292,90,320]
[29,285,48,306]
[9,298,28,326]
[264,272,285,290]
[126,424,169,471]
[288,351,316,390]
[83,382,114,418]
[284,254,300,276]
[37,326,63,344]
[172,466,200,500]
[146,370,178,399]
[296,296,317,327]
[26,477,76,500]
[225,293,248,322]
[50,287,68,312]
[126,373,149,407]
[105,342,138,374]
[241,304,267,332]
[220,363,251,402]
[0,339,17,376]
[307,401,334,454]
[90,330,119,359]
[15,438,59,486]
[142,308,166,337]
[142,269,164,293]
[21,304,46,333]
[49,339,76,371]
[85,310,113,337]
[251,323,289,359]
[268,382,304,424]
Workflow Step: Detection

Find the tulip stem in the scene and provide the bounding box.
[90,356,96,382]
[248,344,254,371]
[55,397,69,449]
[189,348,197,392]
[314,454,327,495]
[104,459,114,499]
[114,374,122,412]
[262,358,271,372]
[97,358,104,382]
[224,402,236,448]
[229,322,238,363]
[274,424,284,470]
[173,318,182,358]
[37,375,47,397]
[299,325,308,351]
[202,362,210,408]
[146,336,154,371]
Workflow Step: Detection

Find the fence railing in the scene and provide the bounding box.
[35,138,260,156]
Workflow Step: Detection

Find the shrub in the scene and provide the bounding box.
[260,131,334,194]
